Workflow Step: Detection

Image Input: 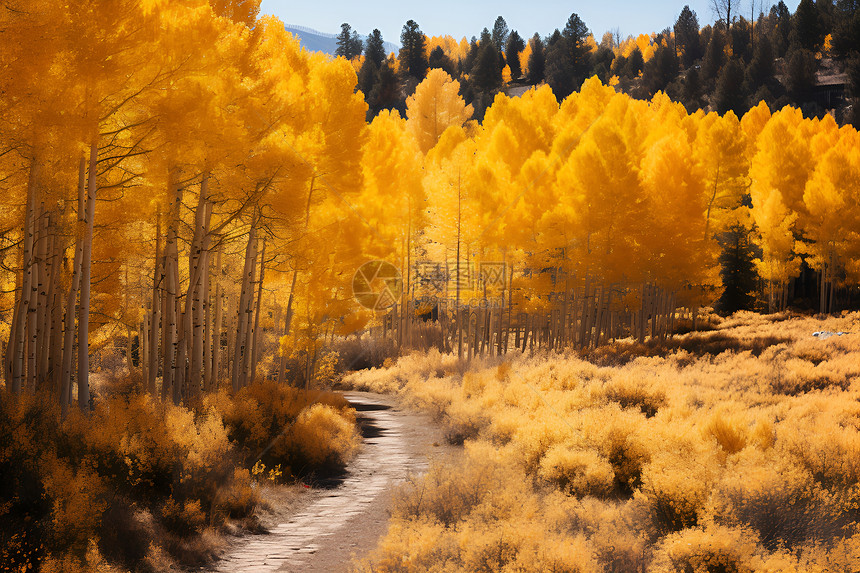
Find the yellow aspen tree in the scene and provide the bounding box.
[801,128,860,312]
[406,69,474,154]
[749,107,814,311]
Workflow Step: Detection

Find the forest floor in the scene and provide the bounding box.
[210,391,454,573]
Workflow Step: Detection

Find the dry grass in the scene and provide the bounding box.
[348,311,860,572]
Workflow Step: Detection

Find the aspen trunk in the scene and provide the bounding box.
[124,266,133,371]
[77,143,98,411]
[25,202,43,393]
[3,271,21,390]
[162,173,181,402]
[212,249,223,389]
[202,247,212,392]
[147,211,162,395]
[186,175,212,398]
[35,209,51,391]
[8,157,41,394]
[232,223,257,392]
[249,239,267,385]
[48,222,64,397]
[277,267,298,385]
[60,157,87,415]
[240,236,260,388]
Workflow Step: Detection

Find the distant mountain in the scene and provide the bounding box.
[283,24,399,57]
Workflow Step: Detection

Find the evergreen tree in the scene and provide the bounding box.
[683,66,704,111]
[545,38,575,100]
[428,46,456,77]
[492,16,509,49]
[357,58,378,104]
[847,52,860,126]
[562,12,592,80]
[335,23,362,59]
[365,29,386,68]
[714,58,747,115]
[746,36,775,94]
[701,26,727,88]
[716,223,759,314]
[793,0,825,52]
[506,30,525,80]
[369,59,403,117]
[644,42,679,95]
[625,47,645,78]
[772,1,792,57]
[399,20,428,81]
[527,34,545,85]
[472,30,503,92]
[675,5,703,68]
[545,12,591,100]
[731,17,753,62]
[591,44,615,82]
[785,48,817,102]
[832,0,860,57]
[464,37,480,75]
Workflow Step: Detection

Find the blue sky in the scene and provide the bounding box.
[260,1,726,45]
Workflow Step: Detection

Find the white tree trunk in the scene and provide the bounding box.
[212,248,223,389]
[77,142,98,411]
[249,239,266,385]
[232,223,257,392]
[60,156,86,416]
[147,210,162,395]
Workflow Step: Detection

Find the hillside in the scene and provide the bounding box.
[283,24,399,56]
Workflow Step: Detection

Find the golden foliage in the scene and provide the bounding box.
[349,313,860,570]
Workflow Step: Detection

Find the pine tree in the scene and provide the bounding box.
[472,29,503,93]
[675,5,703,68]
[701,26,727,88]
[399,20,428,81]
[365,29,386,68]
[643,42,679,95]
[336,23,362,59]
[832,0,860,57]
[428,46,457,77]
[785,48,817,102]
[506,30,525,80]
[716,223,759,314]
[772,1,793,57]
[714,59,747,115]
[793,0,825,52]
[492,16,509,49]
[527,34,546,85]
[368,59,402,117]
[746,36,775,94]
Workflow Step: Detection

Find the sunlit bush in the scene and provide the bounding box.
[1,377,361,572]
[206,379,359,479]
[287,403,360,474]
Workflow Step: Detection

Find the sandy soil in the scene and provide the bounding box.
[210,391,453,573]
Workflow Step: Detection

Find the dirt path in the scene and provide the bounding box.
[212,391,451,573]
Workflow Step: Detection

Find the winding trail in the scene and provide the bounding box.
[213,391,450,573]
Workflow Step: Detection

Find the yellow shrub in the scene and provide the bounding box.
[538,445,615,498]
[705,413,749,455]
[288,404,360,473]
[648,524,761,573]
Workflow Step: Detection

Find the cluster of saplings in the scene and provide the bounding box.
[336,0,860,123]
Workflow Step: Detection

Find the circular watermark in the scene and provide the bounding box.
[352,261,403,311]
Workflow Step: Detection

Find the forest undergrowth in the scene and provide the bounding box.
[347,312,860,572]
[0,377,360,573]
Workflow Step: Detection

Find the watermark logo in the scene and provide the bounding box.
[352,261,402,310]
[415,260,507,292]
